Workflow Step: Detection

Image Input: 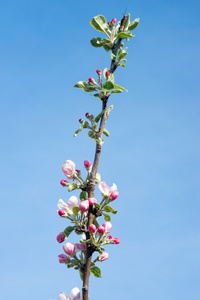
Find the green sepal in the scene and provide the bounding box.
[113,84,128,92]
[90,15,110,36]
[104,205,118,214]
[79,191,88,200]
[128,18,140,31]
[103,81,114,91]
[68,182,79,192]
[103,213,111,221]
[90,266,102,278]
[95,173,101,184]
[103,128,110,137]
[64,226,74,237]
[117,32,135,39]
[90,37,106,47]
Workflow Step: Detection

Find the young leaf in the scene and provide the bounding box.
[113,84,128,92]
[74,81,88,90]
[64,226,74,237]
[95,173,101,184]
[111,52,117,60]
[118,52,128,60]
[90,37,106,47]
[72,206,79,216]
[104,205,118,214]
[103,213,111,221]
[124,13,130,31]
[111,89,123,94]
[90,266,102,278]
[103,128,110,137]
[90,15,110,37]
[103,81,114,91]
[94,108,107,123]
[74,125,83,137]
[88,131,96,139]
[80,191,88,200]
[120,64,126,67]
[107,105,114,113]
[68,183,78,192]
[128,18,140,31]
[103,44,111,52]
[117,32,135,39]
[94,203,101,209]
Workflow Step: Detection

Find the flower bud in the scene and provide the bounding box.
[79,200,89,212]
[75,169,80,174]
[107,235,113,240]
[70,287,82,300]
[88,77,94,83]
[107,22,111,25]
[98,226,105,234]
[88,198,97,205]
[63,243,76,256]
[75,243,87,251]
[79,118,83,123]
[105,71,110,77]
[58,254,69,264]
[98,252,109,261]
[85,112,90,118]
[96,69,101,75]
[57,232,65,243]
[111,18,117,25]
[89,224,96,233]
[110,190,119,200]
[58,210,66,217]
[62,160,76,179]
[102,221,112,233]
[113,237,120,244]
[84,160,92,169]
[60,179,68,187]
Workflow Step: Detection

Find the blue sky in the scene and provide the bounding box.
[0,0,199,299]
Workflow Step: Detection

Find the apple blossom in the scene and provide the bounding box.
[89,224,96,233]
[98,252,109,261]
[107,235,113,240]
[84,160,92,170]
[58,254,70,264]
[88,198,96,205]
[79,200,89,212]
[98,226,105,234]
[111,18,117,24]
[98,181,118,198]
[96,69,101,74]
[63,243,76,256]
[62,160,76,180]
[105,71,110,77]
[70,287,82,300]
[102,221,112,233]
[57,232,65,243]
[110,190,119,200]
[59,292,70,300]
[74,243,87,251]
[113,237,120,244]
[67,196,79,209]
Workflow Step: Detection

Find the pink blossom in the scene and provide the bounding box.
[98,252,109,261]
[70,287,82,300]
[58,254,69,264]
[88,198,97,205]
[110,190,119,200]
[102,221,112,233]
[57,232,65,243]
[60,179,68,187]
[59,292,70,300]
[98,226,105,234]
[98,181,118,198]
[105,71,110,77]
[111,18,117,24]
[96,69,101,74]
[113,237,120,244]
[89,224,96,233]
[68,196,79,209]
[62,160,76,180]
[63,243,76,256]
[79,200,89,212]
[84,160,92,169]
[107,235,113,240]
[58,210,66,217]
[74,243,87,251]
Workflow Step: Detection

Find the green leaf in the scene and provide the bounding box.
[104,205,118,214]
[64,226,74,237]
[88,131,96,139]
[103,128,110,137]
[121,59,127,63]
[74,81,96,93]
[95,108,106,123]
[72,206,79,216]
[79,270,83,281]
[103,213,111,221]
[128,18,140,31]
[124,13,130,31]
[90,37,105,47]
[90,15,110,36]
[103,44,111,52]
[113,84,128,92]
[120,64,126,67]
[79,191,88,200]
[90,266,102,278]
[103,81,114,91]
[103,68,114,84]
[68,183,78,192]
[111,52,117,60]
[117,32,135,39]
[93,218,100,228]
[90,93,102,99]
[94,203,100,209]
[95,173,101,184]
[111,89,123,94]
[74,125,83,137]
[118,52,128,60]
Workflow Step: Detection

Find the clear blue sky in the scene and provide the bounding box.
[0,0,199,299]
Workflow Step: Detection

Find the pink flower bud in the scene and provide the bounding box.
[88,198,97,205]
[102,221,112,233]
[84,160,92,169]
[58,210,66,217]
[79,200,89,212]
[60,179,67,187]
[63,243,76,256]
[74,243,87,251]
[62,160,76,180]
[79,118,83,123]
[59,292,70,300]
[89,224,96,233]
[111,18,117,24]
[98,252,109,261]
[107,235,113,240]
[58,254,69,264]
[70,287,82,300]
[107,22,111,25]
[110,190,119,200]
[57,232,65,243]
[85,112,90,118]
[75,169,80,174]
[96,69,101,74]
[113,237,120,244]
[105,71,110,77]
[98,226,105,234]
[88,77,94,83]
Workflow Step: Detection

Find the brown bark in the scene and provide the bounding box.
[82,15,127,300]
